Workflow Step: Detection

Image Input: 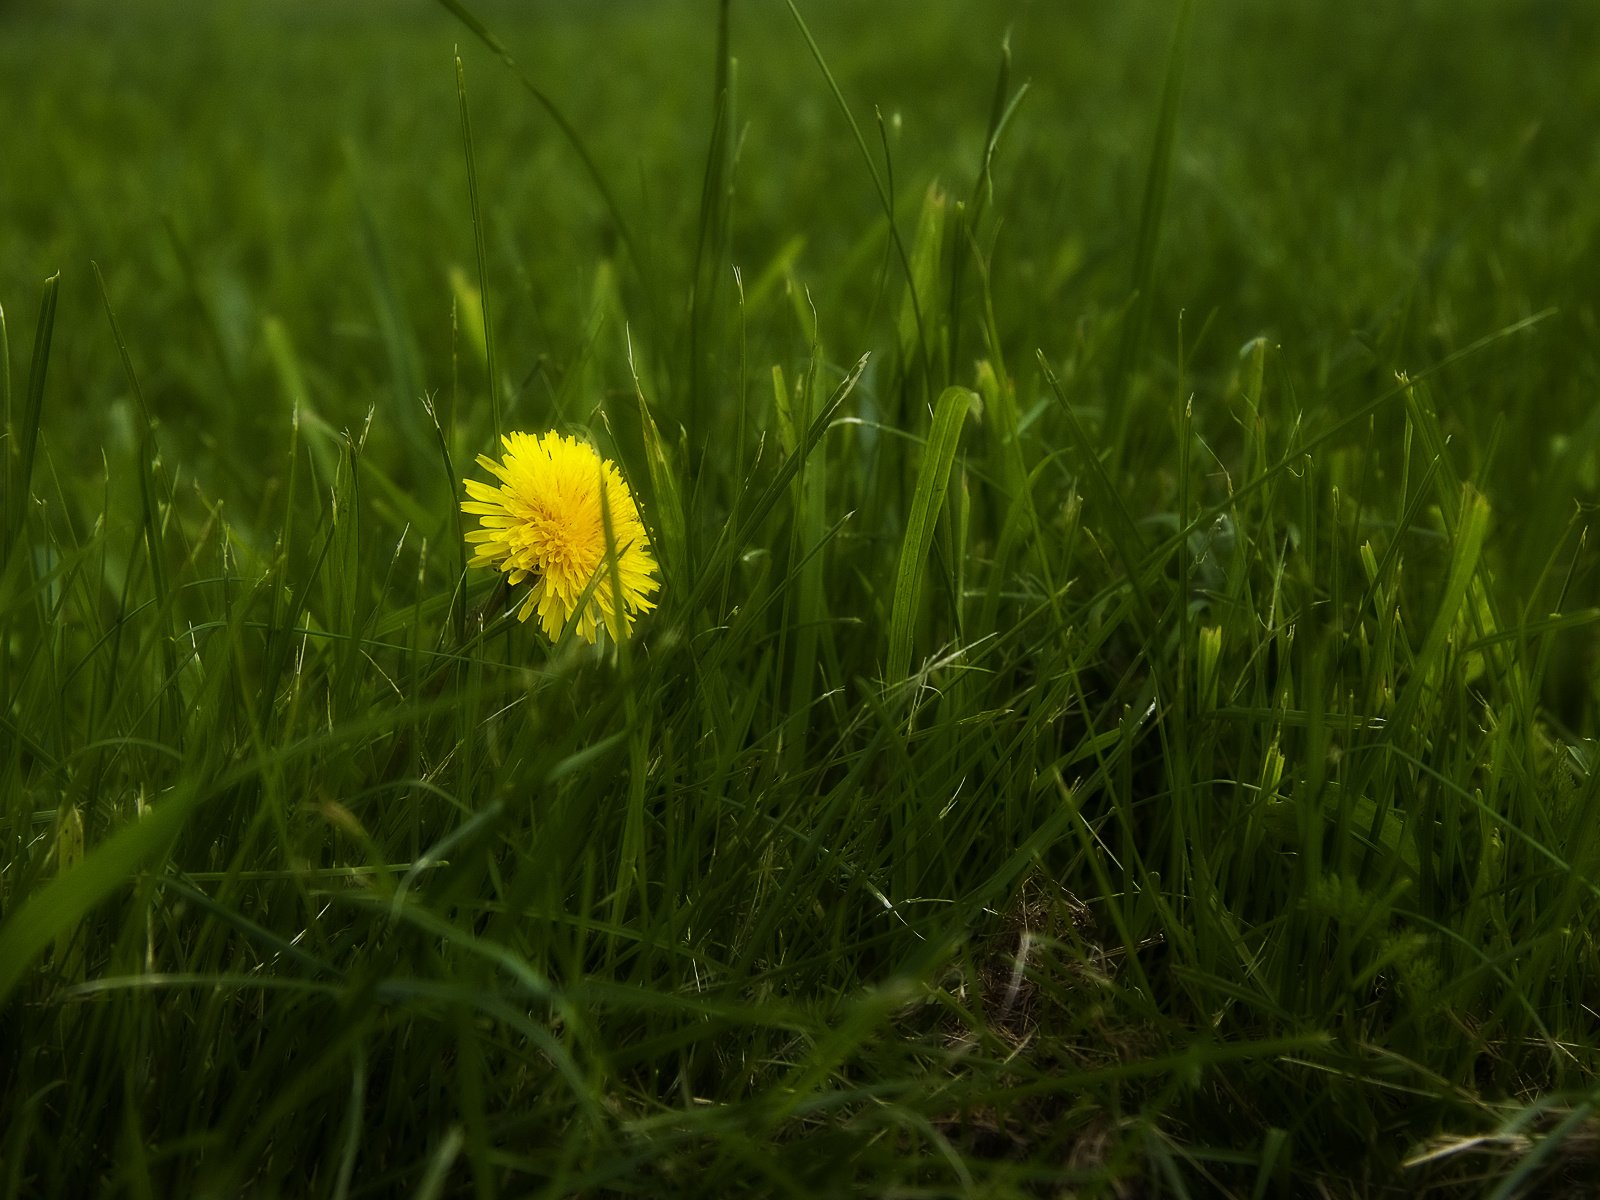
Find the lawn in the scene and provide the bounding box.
[4,0,1600,1195]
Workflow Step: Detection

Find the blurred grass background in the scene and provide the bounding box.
[5,1,1599,557]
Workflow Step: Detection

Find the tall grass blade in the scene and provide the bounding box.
[348,152,426,440]
[783,0,929,379]
[1403,483,1491,719]
[92,262,184,729]
[781,350,831,771]
[455,53,501,439]
[886,385,972,683]
[624,331,688,587]
[687,0,736,453]
[1039,352,1152,620]
[4,274,57,557]
[432,0,650,302]
[687,352,868,620]
[0,299,8,448]
[1109,0,1195,446]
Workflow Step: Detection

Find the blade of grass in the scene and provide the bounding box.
[781,347,831,773]
[1485,1094,1598,1200]
[1038,352,1154,625]
[624,329,688,586]
[1109,0,1195,447]
[347,146,426,444]
[886,385,972,684]
[4,274,58,558]
[783,0,931,383]
[0,298,8,459]
[0,779,204,1006]
[687,352,869,622]
[686,0,736,456]
[455,53,501,440]
[92,263,184,735]
[432,0,651,308]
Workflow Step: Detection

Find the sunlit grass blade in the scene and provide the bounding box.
[886,385,972,684]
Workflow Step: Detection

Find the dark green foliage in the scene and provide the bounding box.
[4,1,1600,1196]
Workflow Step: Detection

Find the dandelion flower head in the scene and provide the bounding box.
[462,430,660,643]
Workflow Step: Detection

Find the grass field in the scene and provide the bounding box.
[5,0,1600,1195]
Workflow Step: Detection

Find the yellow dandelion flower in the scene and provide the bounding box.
[462,430,660,643]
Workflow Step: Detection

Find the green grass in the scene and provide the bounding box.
[5,0,1600,1195]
